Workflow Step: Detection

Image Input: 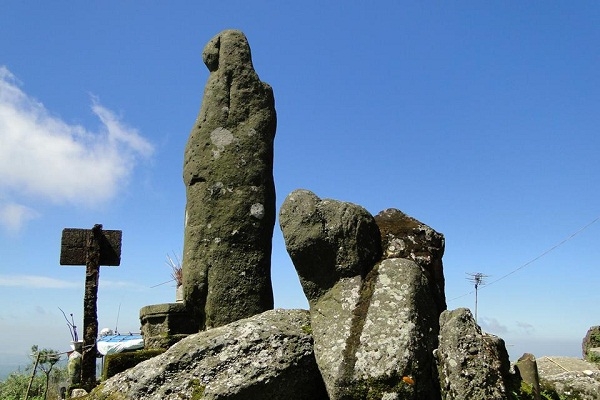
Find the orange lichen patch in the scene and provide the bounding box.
[402,376,415,385]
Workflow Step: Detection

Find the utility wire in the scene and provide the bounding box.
[448,215,600,302]
[150,278,175,288]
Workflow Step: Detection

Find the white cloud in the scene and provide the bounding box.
[0,202,39,233]
[0,274,79,289]
[101,279,146,290]
[0,66,154,229]
[516,321,535,335]
[91,98,154,158]
[0,274,146,291]
[480,316,509,335]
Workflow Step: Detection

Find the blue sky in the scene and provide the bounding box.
[1,2,598,373]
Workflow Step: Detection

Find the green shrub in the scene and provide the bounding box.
[588,351,600,365]
[0,364,67,400]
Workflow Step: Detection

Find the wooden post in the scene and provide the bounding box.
[60,224,121,392]
[24,351,40,400]
[81,224,101,391]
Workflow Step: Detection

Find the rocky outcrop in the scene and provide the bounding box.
[374,208,446,313]
[280,190,440,399]
[128,29,534,400]
[131,182,518,400]
[582,325,600,361]
[436,308,515,400]
[103,304,521,400]
[88,309,327,400]
[182,29,277,329]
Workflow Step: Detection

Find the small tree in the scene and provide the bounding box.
[29,345,61,400]
[0,346,66,400]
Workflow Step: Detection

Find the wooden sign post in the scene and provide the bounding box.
[60,224,121,391]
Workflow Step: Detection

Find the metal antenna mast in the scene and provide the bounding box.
[466,272,489,323]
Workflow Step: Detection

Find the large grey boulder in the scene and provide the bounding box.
[88,309,327,400]
[280,191,440,399]
[374,208,446,314]
[279,189,382,302]
[436,308,515,400]
[182,29,277,329]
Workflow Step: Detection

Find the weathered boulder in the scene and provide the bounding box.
[280,191,440,399]
[87,309,327,400]
[182,29,277,329]
[436,308,515,400]
[279,189,382,302]
[374,208,446,313]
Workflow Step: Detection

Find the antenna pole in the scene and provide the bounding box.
[475,280,479,322]
[466,272,489,324]
[115,303,121,334]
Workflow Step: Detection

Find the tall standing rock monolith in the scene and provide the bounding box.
[182,29,276,330]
